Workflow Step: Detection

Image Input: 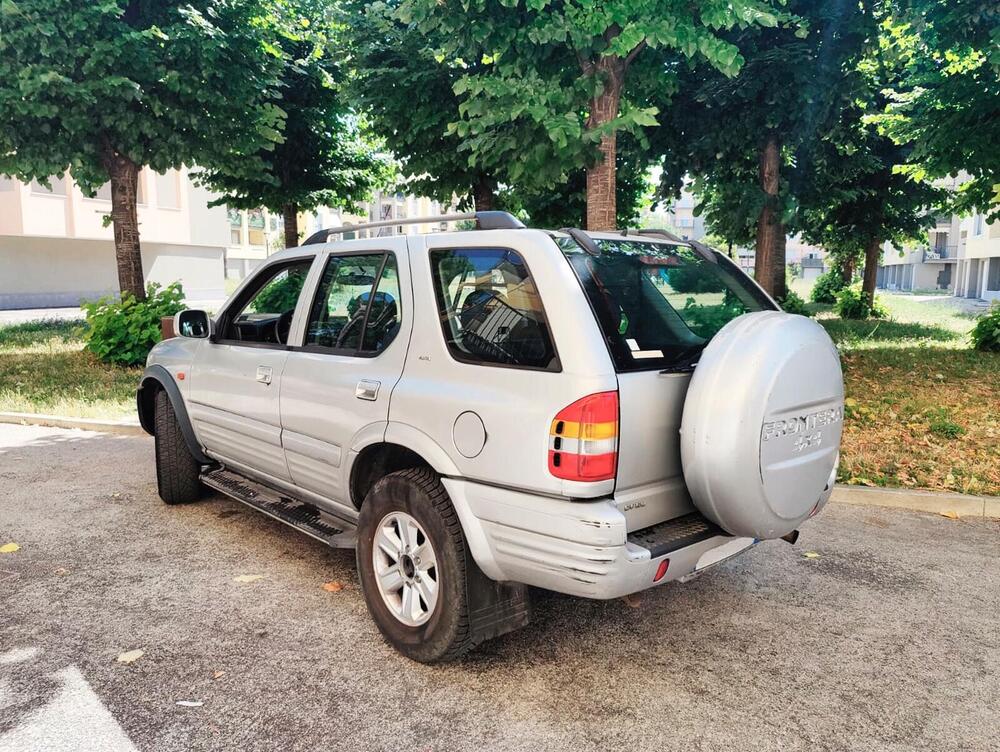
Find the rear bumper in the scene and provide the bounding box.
[443,477,757,599]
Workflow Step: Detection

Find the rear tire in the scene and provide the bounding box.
[357,468,474,663]
[154,389,203,505]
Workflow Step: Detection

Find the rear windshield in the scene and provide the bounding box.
[556,237,775,372]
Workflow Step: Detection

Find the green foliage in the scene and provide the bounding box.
[970,304,1000,352]
[0,0,284,195]
[498,135,652,228]
[871,4,1000,220]
[834,285,888,320]
[777,289,812,317]
[810,270,848,304]
[398,0,788,200]
[200,0,391,222]
[681,295,745,339]
[82,283,186,366]
[653,0,875,244]
[345,0,498,207]
[250,269,309,314]
[926,408,965,439]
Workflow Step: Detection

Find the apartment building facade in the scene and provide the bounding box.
[1,171,457,309]
[877,210,1000,300]
[0,168,229,309]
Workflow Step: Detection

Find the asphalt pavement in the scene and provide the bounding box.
[1,423,997,752]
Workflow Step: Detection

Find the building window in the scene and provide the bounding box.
[93,182,112,201]
[30,176,67,195]
[230,228,243,246]
[0,175,14,191]
[974,213,984,236]
[155,170,181,209]
[988,258,1000,292]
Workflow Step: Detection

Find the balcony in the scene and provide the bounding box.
[922,245,959,263]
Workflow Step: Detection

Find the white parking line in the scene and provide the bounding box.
[0,650,138,752]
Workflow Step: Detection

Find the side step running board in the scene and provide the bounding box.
[201,467,357,549]
[627,512,722,558]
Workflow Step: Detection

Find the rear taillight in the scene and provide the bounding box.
[548,391,619,482]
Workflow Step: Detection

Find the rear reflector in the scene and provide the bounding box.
[548,391,618,482]
[653,559,670,582]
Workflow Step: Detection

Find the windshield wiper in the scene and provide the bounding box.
[658,345,702,373]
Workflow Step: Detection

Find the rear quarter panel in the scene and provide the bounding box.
[391,230,617,498]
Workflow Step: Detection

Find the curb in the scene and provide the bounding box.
[0,412,996,519]
[0,411,145,436]
[830,484,999,520]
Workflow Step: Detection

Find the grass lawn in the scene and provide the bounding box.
[796,282,999,496]
[0,319,141,419]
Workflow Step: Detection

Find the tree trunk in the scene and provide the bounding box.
[754,133,786,300]
[861,236,882,308]
[841,256,854,283]
[585,58,625,232]
[472,175,495,212]
[102,144,145,301]
[283,203,299,249]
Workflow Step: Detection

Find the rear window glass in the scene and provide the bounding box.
[556,237,775,372]
[430,247,559,371]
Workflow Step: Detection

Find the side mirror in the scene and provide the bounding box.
[175,309,212,339]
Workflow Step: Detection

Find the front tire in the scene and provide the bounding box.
[357,468,473,663]
[153,389,203,505]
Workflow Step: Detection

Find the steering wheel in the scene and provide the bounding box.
[274,310,295,344]
[335,312,366,349]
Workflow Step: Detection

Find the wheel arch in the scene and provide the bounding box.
[349,424,461,510]
[137,365,212,465]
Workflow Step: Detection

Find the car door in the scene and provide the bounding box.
[189,255,318,482]
[279,238,411,513]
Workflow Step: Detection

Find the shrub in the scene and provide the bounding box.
[777,290,813,317]
[250,267,309,314]
[970,303,1000,351]
[82,282,186,366]
[834,285,888,320]
[810,270,848,304]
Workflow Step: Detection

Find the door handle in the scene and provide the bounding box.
[355,379,380,401]
[256,366,273,385]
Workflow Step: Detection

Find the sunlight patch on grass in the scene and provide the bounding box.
[0,319,141,419]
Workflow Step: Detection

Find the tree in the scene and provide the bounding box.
[874,1,1000,219]
[200,1,391,248]
[652,1,874,299]
[0,0,285,299]
[347,0,504,211]
[400,0,786,232]
[499,133,652,229]
[798,58,946,310]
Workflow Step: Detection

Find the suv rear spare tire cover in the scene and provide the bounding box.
[680,311,844,539]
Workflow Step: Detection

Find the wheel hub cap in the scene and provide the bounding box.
[372,511,439,627]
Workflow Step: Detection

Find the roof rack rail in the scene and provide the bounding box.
[558,227,601,256]
[634,228,717,264]
[633,228,684,243]
[301,210,525,246]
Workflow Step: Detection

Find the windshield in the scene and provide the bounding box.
[556,237,775,372]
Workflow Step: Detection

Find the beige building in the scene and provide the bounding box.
[1,172,458,309]
[957,211,1000,302]
[876,213,959,292]
[877,210,999,300]
[0,169,229,309]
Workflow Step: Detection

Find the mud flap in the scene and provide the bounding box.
[465,547,532,645]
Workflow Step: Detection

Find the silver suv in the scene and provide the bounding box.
[138,211,844,662]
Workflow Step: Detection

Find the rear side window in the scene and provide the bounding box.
[304,253,401,355]
[557,237,775,372]
[429,248,558,371]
